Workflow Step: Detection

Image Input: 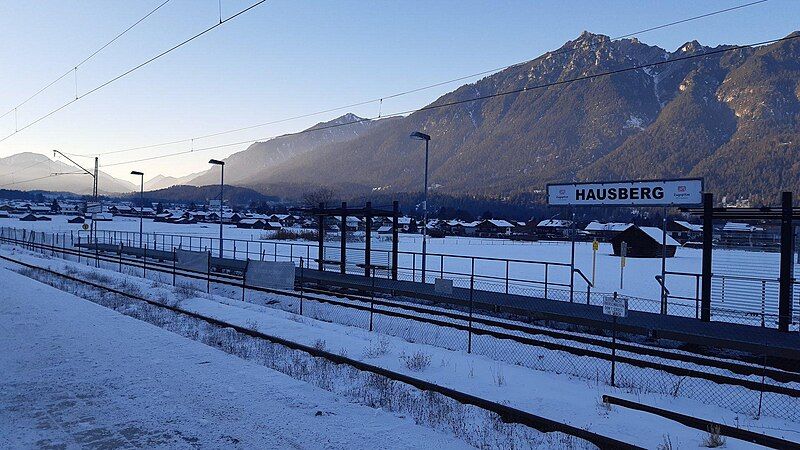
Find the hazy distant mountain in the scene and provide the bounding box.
[0,152,136,194]
[238,31,800,204]
[143,171,204,191]
[186,113,397,187]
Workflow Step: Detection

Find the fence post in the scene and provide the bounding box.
[207,251,211,293]
[505,260,509,295]
[778,191,794,332]
[317,202,325,271]
[143,244,147,279]
[468,267,474,354]
[299,258,304,316]
[610,292,618,387]
[119,243,123,272]
[392,201,399,281]
[172,247,177,286]
[365,201,372,278]
[370,266,375,332]
[544,263,548,300]
[340,201,347,274]
[242,261,247,302]
[700,192,713,322]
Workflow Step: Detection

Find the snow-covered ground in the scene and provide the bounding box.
[3,243,798,448]
[0,266,472,449]
[3,215,796,322]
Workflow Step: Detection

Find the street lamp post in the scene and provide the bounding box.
[130,171,144,248]
[409,131,431,283]
[209,159,225,258]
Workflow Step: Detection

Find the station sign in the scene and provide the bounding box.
[86,202,102,214]
[547,178,703,206]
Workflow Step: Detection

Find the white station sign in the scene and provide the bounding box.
[547,179,703,206]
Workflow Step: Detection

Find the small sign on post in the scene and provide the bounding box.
[603,293,628,317]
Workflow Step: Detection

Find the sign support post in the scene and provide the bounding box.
[603,292,627,387]
[619,241,627,289]
[661,205,668,315]
[591,239,598,286]
[569,207,576,303]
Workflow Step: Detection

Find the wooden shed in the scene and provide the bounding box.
[610,225,679,258]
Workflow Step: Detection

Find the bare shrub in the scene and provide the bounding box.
[173,283,198,301]
[312,339,327,351]
[363,338,392,359]
[657,434,673,450]
[400,351,431,372]
[701,424,726,448]
[491,366,505,387]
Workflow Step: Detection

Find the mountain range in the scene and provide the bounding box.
[0,152,136,194]
[3,31,799,205]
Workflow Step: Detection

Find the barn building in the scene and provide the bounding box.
[610,225,680,258]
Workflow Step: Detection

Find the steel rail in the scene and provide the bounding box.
[0,251,642,450]
[4,235,800,394]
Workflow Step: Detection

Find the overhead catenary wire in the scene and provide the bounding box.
[95,33,799,171]
[0,0,268,145]
[64,0,771,159]
[0,0,172,122]
[0,171,85,189]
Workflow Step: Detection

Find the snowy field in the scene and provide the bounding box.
[3,214,796,322]
[2,244,799,448]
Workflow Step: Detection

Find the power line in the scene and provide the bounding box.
[98,33,799,171]
[0,0,172,122]
[67,0,770,159]
[0,0,268,145]
[0,172,84,188]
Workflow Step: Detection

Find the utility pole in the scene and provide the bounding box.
[53,150,98,244]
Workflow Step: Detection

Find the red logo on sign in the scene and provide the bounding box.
[678,185,686,192]
[559,189,566,195]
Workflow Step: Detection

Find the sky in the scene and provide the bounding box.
[0,0,797,185]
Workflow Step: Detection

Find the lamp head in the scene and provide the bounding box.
[130,170,144,176]
[208,159,225,166]
[409,131,430,141]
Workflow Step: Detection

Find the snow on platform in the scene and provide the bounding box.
[0,268,469,449]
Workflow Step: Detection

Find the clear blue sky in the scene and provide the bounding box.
[0,0,797,183]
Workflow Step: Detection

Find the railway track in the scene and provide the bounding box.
[0,250,643,450]
[4,235,800,396]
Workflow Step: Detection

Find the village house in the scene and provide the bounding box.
[667,220,703,244]
[583,221,631,241]
[611,225,680,258]
[476,219,515,236]
[535,219,574,239]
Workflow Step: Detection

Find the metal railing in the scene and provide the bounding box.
[89,229,587,302]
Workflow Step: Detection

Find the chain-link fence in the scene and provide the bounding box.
[2,225,800,424]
